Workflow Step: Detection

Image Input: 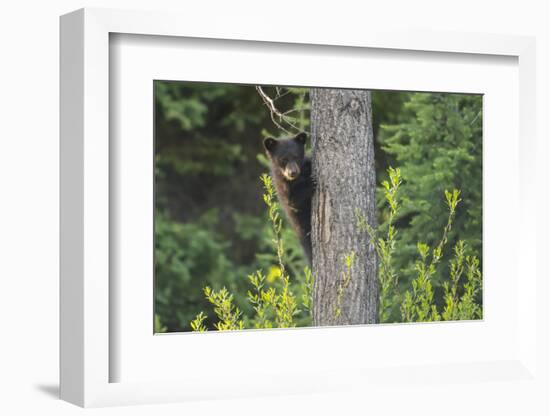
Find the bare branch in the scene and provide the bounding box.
[273,89,291,102]
[256,86,285,118]
[255,86,309,136]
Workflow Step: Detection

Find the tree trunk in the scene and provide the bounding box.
[310,88,378,326]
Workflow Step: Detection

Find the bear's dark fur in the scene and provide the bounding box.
[263,132,313,264]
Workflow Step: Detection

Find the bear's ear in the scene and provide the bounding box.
[263,137,278,153]
[294,132,307,146]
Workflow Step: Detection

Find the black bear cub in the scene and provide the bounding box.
[263,132,313,264]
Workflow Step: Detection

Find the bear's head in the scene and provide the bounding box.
[263,133,307,181]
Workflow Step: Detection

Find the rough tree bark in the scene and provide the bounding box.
[310,88,378,326]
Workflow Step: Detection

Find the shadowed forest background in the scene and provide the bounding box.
[154,81,482,332]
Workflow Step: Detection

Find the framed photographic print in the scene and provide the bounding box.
[60,7,538,408]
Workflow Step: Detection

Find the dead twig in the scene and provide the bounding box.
[255,86,308,136]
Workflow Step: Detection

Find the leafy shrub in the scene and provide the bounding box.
[190,168,482,331]
[358,168,483,323]
[189,174,313,331]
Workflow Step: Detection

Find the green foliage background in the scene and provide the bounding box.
[154,82,482,332]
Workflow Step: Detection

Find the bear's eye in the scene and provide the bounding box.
[280,158,288,165]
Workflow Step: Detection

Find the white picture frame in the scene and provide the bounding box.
[60,7,538,408]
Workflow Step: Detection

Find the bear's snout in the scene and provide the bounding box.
[283,162,301,181]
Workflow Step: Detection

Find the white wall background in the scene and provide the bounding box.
[0,1,548,414]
